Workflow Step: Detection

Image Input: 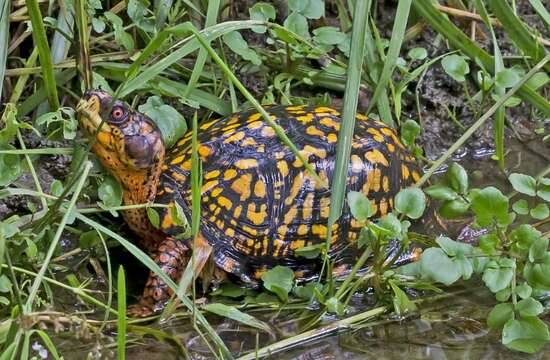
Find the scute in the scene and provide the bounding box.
[155,105,419,283]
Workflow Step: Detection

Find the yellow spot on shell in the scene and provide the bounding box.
[320,117,340,130]
[320,197,330,218]
[296,113,314,123]
[381,127,394,136]
[182,160,191,170]
[247,203,267,225]
[201,180,219,193]
[402,165,410,180]
[290,239,305,250]
[198,145,212,158]
[306,126,324,137]
[261,126,276,137]
[277,160,289,177]
[312,224,327,237]
[365,149,389,167]
[303,192,314,220]
[170,155,185,165]
[234,205,242,218]
[285,174,303,205]
[412,170,421,182]
[297,224,308,236]
[351,154,363,173]
[315,106,339,115]
[379,199,388,216]
[231,174,252,201]
[356,113,368,120]
[387,143,395,152]
[248,121,263,130]
[254,180,266,197]
[247,113,262,122]
[286,105,306,111]
[224,169,238,180]
[211,187,223,197]
[367,168,382,192]
[327,133,337,143]
[242,137,257,147]
[171,171,186,182]
[382,176,390,192]
[204,170,220,179]
[225,228,235,237]
[278,225,288,237]
[223,131,245,144]
[218,196,233,210]
[284,205,298,224]
[235,159,258,169]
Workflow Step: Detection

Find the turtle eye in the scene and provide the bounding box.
[110,106,126,123]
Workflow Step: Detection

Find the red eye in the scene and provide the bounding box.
[112,108,124,119]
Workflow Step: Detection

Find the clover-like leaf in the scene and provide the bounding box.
[262,266,294,302]
[394,188,426,219]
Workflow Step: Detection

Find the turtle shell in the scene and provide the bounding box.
[155,105,420,283]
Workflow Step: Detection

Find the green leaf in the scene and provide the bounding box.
[530,203,549,220]
[509,173,537,196]
[97,175,123,212]
[138,96,187,148]
[515,283,533,300]
[419,248,462,285]
[469,187,511,227]
[482,259,514,293]
[0,275,12,293]
[516,298,544,317]
[495,68,522,88]
[438,198,470,218]
[288,0,307,12]
[347,191,373,221]
[312,26,346,45]
[283,12,309,38]
[377,213,404,240]
[223,31,262,66]
[487,302,514,329]
[537,178,550,202]
[479,233,500,255]
[394,188,426,219]
[301,0,324,19]
[261,266,294,302]
[249,2,276,33]
[441,54,470,82]
[400,119,421,148]
[0,146,21,186]
[436,236,473,257]
[104,12,134,53]
[127,0,155,32]
[79,230,101,249]
[502,317,550,354]
[293,282,322,299]
[510,224,542,251]
[445,163,468,194]
[512,199,529,215]
[407,47,427,61]
[146,207,160,229]
[295,243,323,259]
[389,280,417,315]
[529,237,549,263]
[0,104,18,145]
[325,296,345,316]
[526,72,550,91]
[203,303,273,334]
[211,283,247,298]
[424,184,457,201]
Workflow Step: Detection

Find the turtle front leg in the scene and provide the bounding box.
[128,238,189,317]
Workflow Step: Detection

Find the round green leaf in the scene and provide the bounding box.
[395,188,426,219]
[509,173,537,197]
[424,184,458,201]
[482,260,514,293]
[347,191,373,221]
[445,163,468,194]
[283,12,309,38]
[407,47,427,61]
[537,178,550,202]
[441,54,470,82]
[495,68,522,88]
[469,187,511,227]
[249,3,276,33]
[516,298,544,317]
[530,203,549,220]
[502,317,550,354]
[487,302,514,329]
[0,146,21,187]
[223,31,262,66]
[512,199,529,215]
[262,266,294,302]
[438,198,470,218]
[419,248,462,285]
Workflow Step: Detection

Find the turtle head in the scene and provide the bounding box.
[77,89,164,172]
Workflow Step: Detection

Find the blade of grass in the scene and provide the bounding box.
[117,266,127,360]
[416,53,550,188]
[74,212,234,359]
[475,0,505,170]
[181,0,219,100]
[24,161,92,311]
[119,20,264,97]
[528,0,550,28]
[488,0,549,72]
[412,1,550,117]
[18,69,76,116]
[25,0,60,110]
[366,0,412,125]
[0,0,9,101]
[75,0,92,89]
[326,0,370,251]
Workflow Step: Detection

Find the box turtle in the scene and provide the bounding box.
[77,89,421,316]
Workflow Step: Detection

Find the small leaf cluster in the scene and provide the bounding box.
[415,163,550,354]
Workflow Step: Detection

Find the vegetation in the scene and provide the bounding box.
[0,0,549,358]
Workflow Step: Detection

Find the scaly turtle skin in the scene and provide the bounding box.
[77,90,421,316]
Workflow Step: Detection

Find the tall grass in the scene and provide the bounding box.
[0,0,9,101]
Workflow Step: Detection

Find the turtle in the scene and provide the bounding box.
[76,89,421,316]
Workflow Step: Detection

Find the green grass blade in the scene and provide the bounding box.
[24,161,92,311]
[416,53,550,188]
[25,0,60,110]
[75,0,92,89]
[155,0,173,29]
[528,0,550,28]
[412,0,550,117]
[327,0,370,235]
[488,0,549,71]
[181,0,220,100]
[0,0,9,101]
[74,213,234,359]
[202,303,273,335]
[366,0,412,125]
[117,266,127,360]
[119,20,264,97]
[476,0,506,170]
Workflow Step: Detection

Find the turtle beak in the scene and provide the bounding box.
[77,90,108,131]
